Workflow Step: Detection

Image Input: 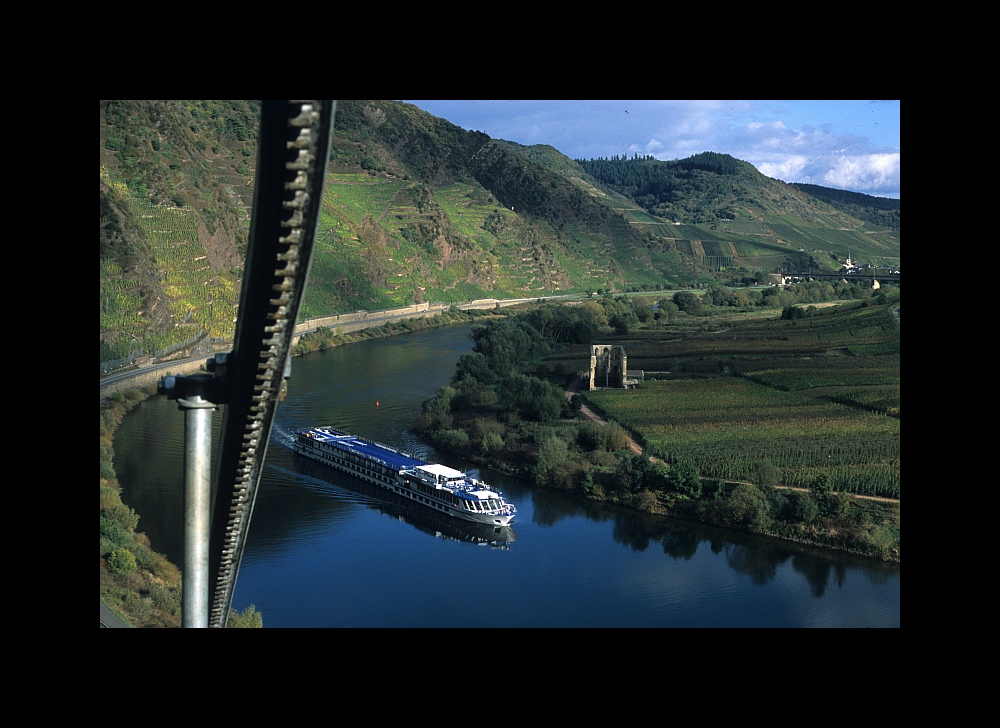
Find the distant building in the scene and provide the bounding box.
[589,345,627,389]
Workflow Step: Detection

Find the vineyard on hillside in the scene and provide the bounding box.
[579,298,900,498]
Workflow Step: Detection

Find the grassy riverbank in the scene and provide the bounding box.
[100,385,181,627]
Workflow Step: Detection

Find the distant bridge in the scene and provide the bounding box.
[785,270,900,283]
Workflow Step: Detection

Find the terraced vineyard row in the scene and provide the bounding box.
[313,174,606,308]
[101,174,241,358]
[575,298,900,498]
[586,377,899,498]
[100,261,146,354]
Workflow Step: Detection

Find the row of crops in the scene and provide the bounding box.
[324,174,408,227]
[585,377,900,498]
[320,175,579,303]
[101,172,241,362]
[735,354,899,392]
[577,300,900,498]
[100,260,147,359]
[135,199,240,341]
[430,182,580,293]
[433,184,495,243]
[636,212,897,267]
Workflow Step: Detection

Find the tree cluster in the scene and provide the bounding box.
[576,153,759,223]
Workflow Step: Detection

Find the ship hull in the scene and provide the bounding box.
[294,428,516,526]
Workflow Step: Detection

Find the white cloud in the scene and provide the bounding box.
[823,153,900,195]
[758,156,811,183]
[722,114,899,197]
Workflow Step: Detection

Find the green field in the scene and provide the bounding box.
[578,299,900,498]
[585,377,899,497]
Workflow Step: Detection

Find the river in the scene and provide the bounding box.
[113,323,900,627]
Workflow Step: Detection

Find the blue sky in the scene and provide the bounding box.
[403,100,900,199]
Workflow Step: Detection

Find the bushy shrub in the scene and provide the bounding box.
[100,515,130,549]
[702,478,726,500]
[725,483,772,532]
[534,436,570,487]
[436,429,468,450]
[104,502,140,531]
[228,604,263,628]
[130,541,155,571]
[577,422,606,451]
[149,552,182,584]
[792,492,820,524]
[108,548,137,574]
[667,460,701,498]
[481,431,504,455]
[148,582,177,612]
[588,449,619,468]
[603,422,630,451]
[633,489,660,512]
[100,537,120,557]
[753,459,781,488]
[100,485,122,510]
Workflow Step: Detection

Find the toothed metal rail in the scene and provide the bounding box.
[161,100,335,627]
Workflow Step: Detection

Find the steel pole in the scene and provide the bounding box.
[179,394,216,628]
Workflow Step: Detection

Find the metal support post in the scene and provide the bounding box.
[178,393,215,628]
[159,353,230,628]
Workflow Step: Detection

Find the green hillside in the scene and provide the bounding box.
[99,100,900,367]
[577,153,900,272]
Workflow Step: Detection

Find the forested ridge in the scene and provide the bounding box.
[576,152,766,223]
[576,153,900,232]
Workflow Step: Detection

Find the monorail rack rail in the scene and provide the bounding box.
[159,101,335,627]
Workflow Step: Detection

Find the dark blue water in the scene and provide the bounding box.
[114,324,900,627]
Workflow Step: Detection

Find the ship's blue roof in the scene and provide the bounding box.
[301,428,425,470]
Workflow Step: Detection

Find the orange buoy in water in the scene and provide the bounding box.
[375,400,380,407]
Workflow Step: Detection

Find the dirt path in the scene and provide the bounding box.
[565,376,643,455]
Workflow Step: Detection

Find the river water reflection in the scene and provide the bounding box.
[114,324,900,627]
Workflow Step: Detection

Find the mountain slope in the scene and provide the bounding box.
[100,100,259,363]
[99,99,900,365]
[575,152,900,268]
[789,182,900,231]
